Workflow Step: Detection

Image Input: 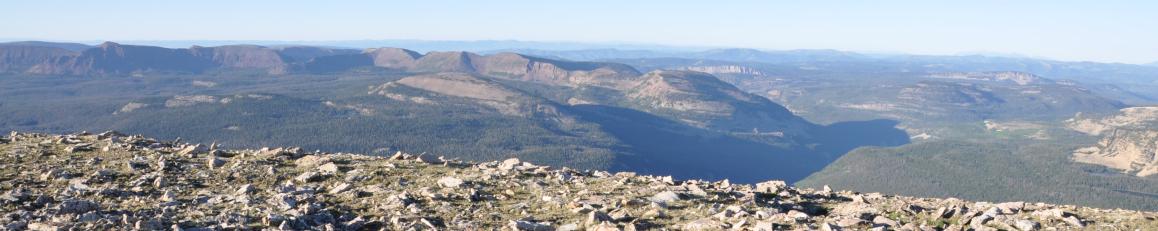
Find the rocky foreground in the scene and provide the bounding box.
[0,132,1155,231]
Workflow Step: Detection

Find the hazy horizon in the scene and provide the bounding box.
[3,0,1157,64]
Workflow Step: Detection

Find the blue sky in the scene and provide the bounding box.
[2,0,1156,63]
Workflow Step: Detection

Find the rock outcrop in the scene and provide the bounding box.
[4,131,1152,230]
[1069,106,1158,176]
[0,44,78,74]
[679,65,764,76]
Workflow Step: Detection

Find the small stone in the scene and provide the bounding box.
[1014,219,1039,231]
[207,156,225,169]
[752,221,776,231]
[389,151,405,160]
[416,154,443,164]
[4,222,27,231]
[178,144,209,156]
[1063,215,1084,227]
[872,216,898,227]
[236,184,254,195]
[160,191,177,202]
[683,218,725,230]
[754,180,787,194]
[968,214,993,229]
[587,211,611,225]
[329,183,352,194]
[499,158,522,170]
[995,201,1025,214]
[1031,208,1066,219]
[271,193,296,210]
[56,199,99,214]
[589,221,620,231]
[608,209,631,221]
[787,210,810,220]
[933,206,956,218]
[153,177,168,188]
[650,191,681,204]
[65,143,93,153]
[318,162,339,174]
[642,209,665,219]
[686,184,709,197]
[820,222,840,231]
[838,217,866,226]
[558,224,579,231]
[438,177,464,188]
[27,223,58,231]
[509,220,553,231]
[295,171,322,183]
[983,207,1000,216]
[294,155,330,167]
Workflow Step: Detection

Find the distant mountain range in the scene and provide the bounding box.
[0,41,638,80]
[7,40,1157,85]
[0,40,912,183]
[0,39,705,53]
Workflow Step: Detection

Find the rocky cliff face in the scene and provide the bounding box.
[1,131,1152,230]
[61,42,216,75]
[680,65,764,76]
[0,45,77,74]
[1073,130,1158,177]
[1069,106,1158,177]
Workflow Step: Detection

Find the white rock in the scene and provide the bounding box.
[295,171,322,183]
[438,177,464,188]
[683,218,725,230]
[650,191,681,204]
[499,158,522,170]
[417,154,443,164]
[178,144,209,156]
[318,162,339,174]
[236,184,254,195]
[207,156,225,169]
[329,183,352,194]
[872,215,898,227]
[754,180,787,194]
[509,220,553,231]
[160,191,177,202]
[1063,215,1085,227]
[56,199,99,214]
[1014,219,1039,231]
